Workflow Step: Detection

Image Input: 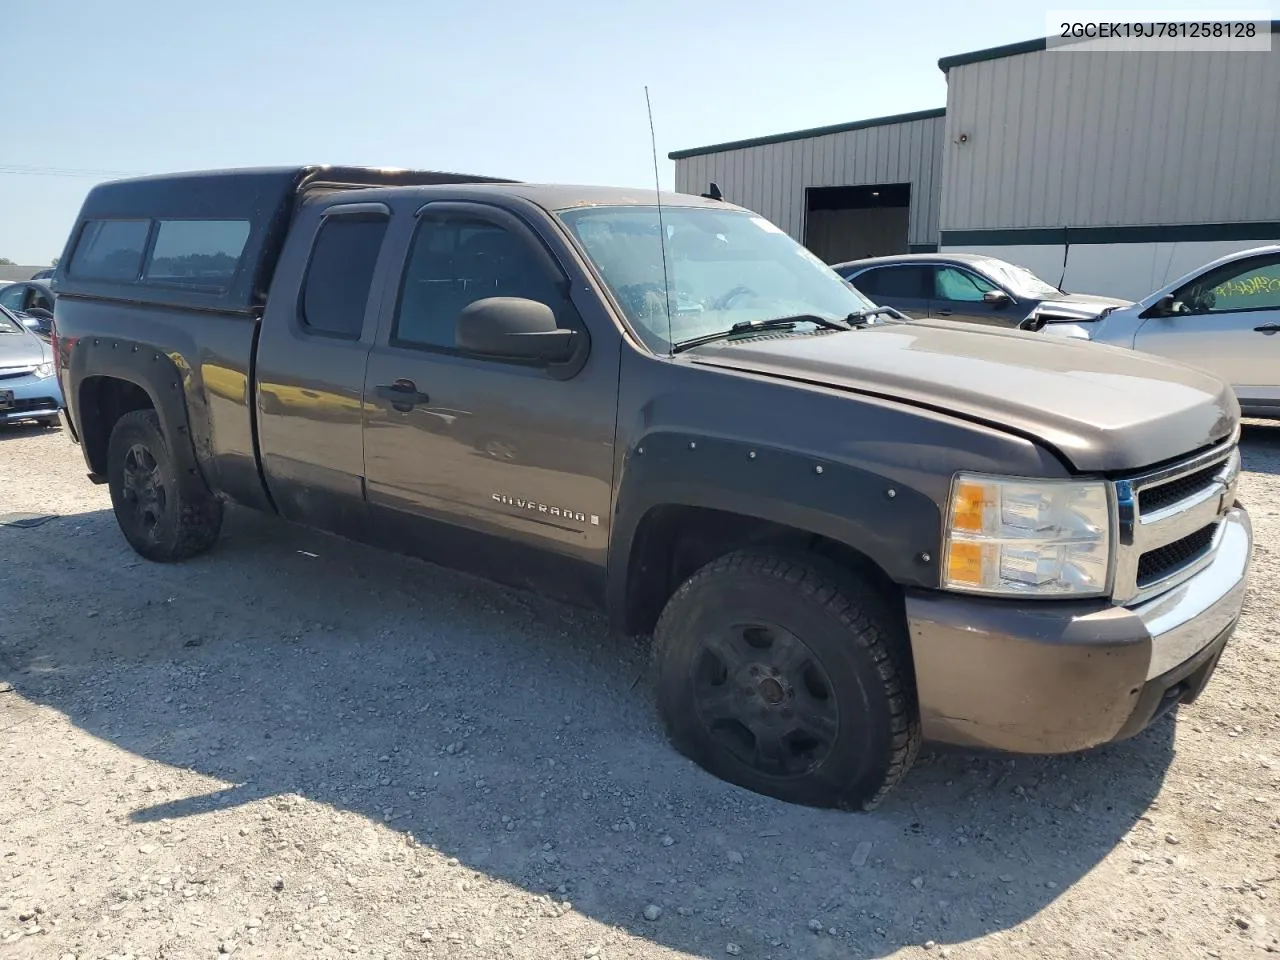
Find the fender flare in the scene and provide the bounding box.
[67,336,213,490]
[605,429,943,622]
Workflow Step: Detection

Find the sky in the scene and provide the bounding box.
[2,0,1244,264]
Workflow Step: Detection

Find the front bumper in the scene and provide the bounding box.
[0,373,62,423]
[905,505,1252,753]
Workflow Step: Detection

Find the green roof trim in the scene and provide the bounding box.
[667,107,946,161]
[939,20,1280,72]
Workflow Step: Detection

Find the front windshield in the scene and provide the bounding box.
[556,205,876,352]
[983,259,1062,299]
[0,308,23,335]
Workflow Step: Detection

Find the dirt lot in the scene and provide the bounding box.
[1,422,1278,960]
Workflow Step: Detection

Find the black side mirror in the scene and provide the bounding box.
[982,289,1012,306]
[1142,293,1178,319]
[24,307,53,321]
[456,297,577,363]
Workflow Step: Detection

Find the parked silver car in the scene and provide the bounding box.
[1034,245,1280,419]
[0,305,62,425]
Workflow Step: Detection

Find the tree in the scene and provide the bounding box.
[50,257,59,267]
[0,258,13,265]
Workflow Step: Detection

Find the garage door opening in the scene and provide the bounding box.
[804,183,910,264]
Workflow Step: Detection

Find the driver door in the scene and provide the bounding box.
[1135,252,1280,405]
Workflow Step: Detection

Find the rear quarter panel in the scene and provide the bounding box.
[55,294,270,510]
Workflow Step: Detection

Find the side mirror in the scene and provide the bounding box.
[23,307,53,321]
[1143,294,1181,318]
[456,297,577,363]
[982,289,1012,306]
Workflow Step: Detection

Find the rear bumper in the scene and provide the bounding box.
[905,505,1251,753]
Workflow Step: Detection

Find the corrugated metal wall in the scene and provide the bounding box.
[673,113,946,248]
[940,47,1280,231]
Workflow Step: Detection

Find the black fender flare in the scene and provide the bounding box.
[605,428,944,623]
[67,336,213,491]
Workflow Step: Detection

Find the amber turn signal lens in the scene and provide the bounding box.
[950,480,992,533]
[945,541,985,586]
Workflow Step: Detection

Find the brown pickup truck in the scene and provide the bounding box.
[51,165,1252,809]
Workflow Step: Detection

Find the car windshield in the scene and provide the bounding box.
[556,205,876,352]
[982,259,1062,299]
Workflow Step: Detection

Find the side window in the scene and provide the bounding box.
[1177,256,1280,314]
[848,269,881,295]
[145,219,251,290]
[393,214,569,351]
[301,215,389,339]
[871,266,930,299]
[28,287,54,312]
[68,219,150,280]
[935,266,997,302]
[0,286,23,311]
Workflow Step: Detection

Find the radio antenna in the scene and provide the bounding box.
[644,85,674,356]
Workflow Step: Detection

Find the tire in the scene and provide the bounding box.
[653,549,920,810]
[106,409,223,562]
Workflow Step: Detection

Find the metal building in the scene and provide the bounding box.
[671,24,1280,299]
[938,33,1280,298]
[670,109,946,264]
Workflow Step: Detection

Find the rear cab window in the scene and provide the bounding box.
[300,215,389,339]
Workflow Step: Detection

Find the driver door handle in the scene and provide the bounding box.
[1253,322,1280,334]
[375,379,430,410]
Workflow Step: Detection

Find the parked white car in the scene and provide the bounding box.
[1032,245,1280,419]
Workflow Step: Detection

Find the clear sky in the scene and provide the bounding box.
[3,0,1235,264]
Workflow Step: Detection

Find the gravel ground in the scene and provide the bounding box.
[1,421,1278,960]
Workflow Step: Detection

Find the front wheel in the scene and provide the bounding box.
[106,409,223,562]
[653,549,920,810]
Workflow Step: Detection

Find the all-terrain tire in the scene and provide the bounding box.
[106,409,223,562]
[653,548,920,810]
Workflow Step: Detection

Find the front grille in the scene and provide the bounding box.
[1137,523,1217,586]
[3,398,58,414]
[1138,461,1223,514]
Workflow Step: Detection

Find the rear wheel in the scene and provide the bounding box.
[653,549,920,810]
[106,409,223,562]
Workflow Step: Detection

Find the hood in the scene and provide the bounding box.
[0,325,46,369]
[684,319,1236,472]
[1028,292,1133,322]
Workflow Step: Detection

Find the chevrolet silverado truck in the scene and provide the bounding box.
[51,166,1252,810]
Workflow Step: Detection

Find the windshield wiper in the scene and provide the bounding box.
[846,306,908,324]
[672,314,851,354]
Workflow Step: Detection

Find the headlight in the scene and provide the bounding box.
[942,473,1112,597]
[35,362,54,378]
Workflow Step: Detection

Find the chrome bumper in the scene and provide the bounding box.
[1135,506,1251,679]
[906,504,1252,754]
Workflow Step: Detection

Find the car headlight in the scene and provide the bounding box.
[35,362,54,378]
[942,473,1112,597]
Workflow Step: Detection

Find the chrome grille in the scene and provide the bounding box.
[1112,437,1240,604]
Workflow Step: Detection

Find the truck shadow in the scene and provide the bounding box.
[1,503,1179,959]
